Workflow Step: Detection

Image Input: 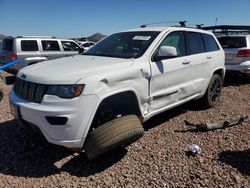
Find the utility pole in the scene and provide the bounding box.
[215,18,218,26]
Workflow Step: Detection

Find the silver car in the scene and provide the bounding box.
[218,35,250,75]
[0,36,83,74]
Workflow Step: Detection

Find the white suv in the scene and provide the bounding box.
[0,36,83,74]
[9,27,225,159]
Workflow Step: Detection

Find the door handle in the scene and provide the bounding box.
[207,56,212,59]
[182,61,190,65]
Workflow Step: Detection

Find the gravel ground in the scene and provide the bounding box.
[0,72,249,188]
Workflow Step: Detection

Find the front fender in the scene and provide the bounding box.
[81,88,143,140]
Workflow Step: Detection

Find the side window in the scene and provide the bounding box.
[202,34,220,52]
[61,41,80,51]
[158,31,186,57]
[186,32,205,55]
[42,40,60,51]
[21,40,38,51]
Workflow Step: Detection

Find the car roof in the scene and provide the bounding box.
[3,36,76,41]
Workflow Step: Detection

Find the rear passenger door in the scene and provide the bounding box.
[17,40,41,68]
[40,40,64,60]
[185,32,213,93]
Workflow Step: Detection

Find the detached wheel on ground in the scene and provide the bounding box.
[201,74,222,108]
[84,115,144,160]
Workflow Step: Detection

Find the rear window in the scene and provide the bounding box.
[2,39,13,51]
[21,40,38,51]
[218,37,247,48]
[42,40,60,51]
[202,34,220,52]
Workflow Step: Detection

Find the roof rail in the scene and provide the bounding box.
[140,21,187,28]
[202,25,250,35]
[16,36,56,38]
[195,24,204,29]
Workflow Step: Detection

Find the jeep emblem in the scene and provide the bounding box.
[21,74,26,79]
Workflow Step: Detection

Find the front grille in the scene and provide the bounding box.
[14,78,48,103]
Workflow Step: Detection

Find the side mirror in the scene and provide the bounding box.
[154,46,177,61]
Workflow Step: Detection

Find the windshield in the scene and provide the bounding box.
[84,31,160,58]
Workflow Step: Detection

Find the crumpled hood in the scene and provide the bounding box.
[17,55,134,84]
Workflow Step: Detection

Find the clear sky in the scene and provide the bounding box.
[0,0,250,38]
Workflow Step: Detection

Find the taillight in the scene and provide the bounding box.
[236,49,250,57]
[242,69,250,72]
[11,53,17,61]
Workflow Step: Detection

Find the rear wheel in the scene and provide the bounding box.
[84,115,144,160]
[201,74,222,108]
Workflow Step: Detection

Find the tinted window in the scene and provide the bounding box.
[61,41,80,51]
[202,34,219,52]
[42,40,60,51]
[82,43,90,47]
[218,37,247,48]
[186,32,205,55]
[158,31,186,57]
[21,40,38,51]
[84,31,159,59]
[2,39,13,51]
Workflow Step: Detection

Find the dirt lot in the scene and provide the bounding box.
[0,73,249,188]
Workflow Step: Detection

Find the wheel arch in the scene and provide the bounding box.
[213,68,225,82]
[89,89,143,132]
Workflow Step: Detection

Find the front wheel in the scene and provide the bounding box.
[201,74,222,108]
[84,115,144,160]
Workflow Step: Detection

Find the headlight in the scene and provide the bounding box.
[47,84,85,99]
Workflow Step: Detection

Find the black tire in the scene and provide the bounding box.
[84,115,144,160]
[0,90,3,101]
[201,74,222,108]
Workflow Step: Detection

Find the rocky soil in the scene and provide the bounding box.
[0,72,249,188]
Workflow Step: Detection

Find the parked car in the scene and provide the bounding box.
[202,25,250,76]
[9,26,225,159]
[80,41,95,51]
[217,35,250,75]
[0,36,83,74]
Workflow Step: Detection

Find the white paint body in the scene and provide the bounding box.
[9,27,225,150]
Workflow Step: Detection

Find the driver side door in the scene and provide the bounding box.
[149,31,193,111]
